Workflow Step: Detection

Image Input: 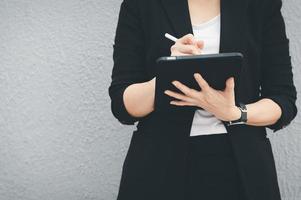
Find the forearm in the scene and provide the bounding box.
[245,98,282,126]
[123,78,155,118]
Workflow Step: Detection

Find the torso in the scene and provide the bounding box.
[117,1,284,199]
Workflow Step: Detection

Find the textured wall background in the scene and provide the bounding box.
[0,0,300,200]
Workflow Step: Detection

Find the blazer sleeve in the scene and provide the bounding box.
[260,0,298,132]
[108,0,149,125]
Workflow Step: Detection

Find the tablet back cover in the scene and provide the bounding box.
[154,53,243,115]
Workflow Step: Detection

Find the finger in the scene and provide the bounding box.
[170,100,197,107]
[194,73,210,91]
[178,33,196,45]
[225,77,235,96]
[171,51,191,56]
[196,40,204,49]
[173,43,201,55]
[172,81,199,98]
[164,90,196,103]
[170,44,195,56]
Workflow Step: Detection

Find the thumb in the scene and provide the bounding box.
[181,34,196,45]
[196,40,204,49]
[225,77,235,96]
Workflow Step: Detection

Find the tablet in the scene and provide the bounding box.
[154,52,243,112]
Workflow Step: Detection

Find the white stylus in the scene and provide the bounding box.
[164,33,178,42]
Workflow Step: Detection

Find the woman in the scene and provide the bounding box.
[109,0,297,199]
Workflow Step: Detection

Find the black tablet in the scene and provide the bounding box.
[154,52,243,112]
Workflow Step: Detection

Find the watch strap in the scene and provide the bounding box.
[225,103,247,126]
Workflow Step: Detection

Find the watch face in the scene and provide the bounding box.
[238,103,247,122]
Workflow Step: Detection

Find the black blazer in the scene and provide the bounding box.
[109,0,297,199]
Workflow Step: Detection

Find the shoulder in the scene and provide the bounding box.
[120,0,157,8]
[259,0,283,14]
[119,0,159,16]
[247,0,282,12]
[247,0,282,9]
[246,0,283,24]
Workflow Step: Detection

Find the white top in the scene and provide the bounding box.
[189,14,228,136]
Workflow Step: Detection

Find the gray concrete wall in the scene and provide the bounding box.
[0,0,300,200]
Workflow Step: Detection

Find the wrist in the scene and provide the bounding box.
[227,105,241,121]
[224,103,248,126]
[148,77,156,89]
[148,77,156,110]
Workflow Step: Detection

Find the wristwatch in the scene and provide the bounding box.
[225,103,247,126]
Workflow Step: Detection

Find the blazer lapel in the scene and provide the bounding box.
[160,0,247,53]
[159,0,193,38]
[219,0,247,53]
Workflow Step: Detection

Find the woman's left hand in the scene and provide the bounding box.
[164,73,241,122]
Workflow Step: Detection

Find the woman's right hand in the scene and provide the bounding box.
[170,34,204,56]
[145,34,203,112]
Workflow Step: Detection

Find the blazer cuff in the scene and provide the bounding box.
[265,95,294,132]
[110,86,142,125]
